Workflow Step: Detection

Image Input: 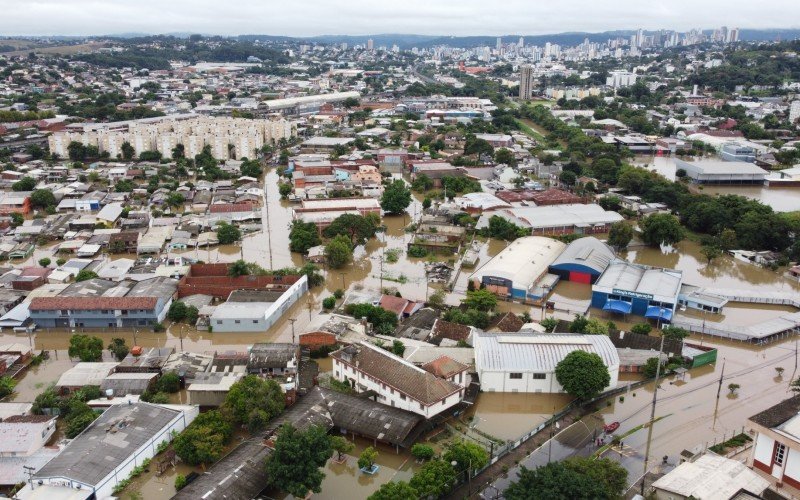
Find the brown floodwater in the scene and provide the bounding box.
[632,154,800,213]
[465,392,574,442]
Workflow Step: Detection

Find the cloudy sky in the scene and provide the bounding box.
[2,0,800,37]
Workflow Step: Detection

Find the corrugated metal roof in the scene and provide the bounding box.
[474,333,619,372]
[550,236,615,274]
[469,236,566,291]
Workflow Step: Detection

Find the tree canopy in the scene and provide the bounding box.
[323,213,379,245]
[223,375,285,433]
[505,457,627,500]
[639,213,684,247]
[68,335,104,362]
[265,424,333,498]
[216,222,242,244]
[173,410,233,465]
[289,220,322,253]
[380,179,412,215]
[555,350,610,400]
[325,234,353,269]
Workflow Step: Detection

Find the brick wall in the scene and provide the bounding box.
[177,264,302,298]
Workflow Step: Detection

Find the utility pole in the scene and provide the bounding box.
[288,318,297,344]
[23,465,35,488]
[339,272,346,291]
[712,358,726,429]
[133,327,138,346]
[641,332,666,496]
[179,324,184,352]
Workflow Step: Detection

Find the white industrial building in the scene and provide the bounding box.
[476,204,624,236]
[674,158,768,184]
[18,403,198,500]
[469,236,566,302]
[473,332,619,393]
[210,275,308,332]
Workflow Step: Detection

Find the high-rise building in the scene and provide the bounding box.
[728,28,740,43]
[367,39,374,50]
[790,100,800,124]
[518,37,524,48]
[519,65,534,100]
[496,37,502,50]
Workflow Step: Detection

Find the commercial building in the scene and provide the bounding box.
[473,333,619,393]
[209,275,308,332]
[262,91,361,115]
[20,403,198,500]
[720,142,757,162]
[469,236,566,302]
[331,342,465,419]
[673,158,768,184]
[591,260,682,323]
[292,197,381,232]
[549,236,615,284]
[476,204,623,236]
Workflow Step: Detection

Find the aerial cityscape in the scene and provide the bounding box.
[1,1,800,499]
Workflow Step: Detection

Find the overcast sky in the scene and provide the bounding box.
[2,0,800,37]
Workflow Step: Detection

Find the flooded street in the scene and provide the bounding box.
[465,392,574,442]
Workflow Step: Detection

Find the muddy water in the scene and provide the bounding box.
[466,392,574,441]
[9,353,74,401]
[631,154,800,212]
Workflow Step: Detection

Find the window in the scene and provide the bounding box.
[532,373,546,380]
[420,403,424,410]
[253,320,259,324]
[216,320,222,325]
[775,443,787,466]
[400,394,406,400]
[509,373,523,379]
[234,320,241,324]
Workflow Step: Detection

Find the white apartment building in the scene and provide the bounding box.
[331,342,465,419]
[606,70,638,89]
[790,100,800,125]
[49,115,297,160]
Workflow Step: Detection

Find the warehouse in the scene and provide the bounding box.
[473,332,619,393]
[476,204,623,236]
[549,237,615,284]
[468,236,566,302]
[591,260,682,323]
[674,158,768,184]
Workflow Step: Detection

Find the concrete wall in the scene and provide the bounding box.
[478,365,619,394]
[264,275,308,330]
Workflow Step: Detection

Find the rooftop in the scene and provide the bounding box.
[34,403,182,487]
[474,332,619,372]
[651,454,769,499]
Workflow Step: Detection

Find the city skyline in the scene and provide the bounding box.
[2,0,799,37]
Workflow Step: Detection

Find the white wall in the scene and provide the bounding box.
[754,434,775,466]
[333,358,461,419]
[478,365,619,394]
[786,447,800,483]
[264,274,308,330]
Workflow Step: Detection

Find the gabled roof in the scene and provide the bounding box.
[422,356,469,379]
[749,394,800,430]
[331,342,462,405]
[29,296,158,311]
[486,312,524,332]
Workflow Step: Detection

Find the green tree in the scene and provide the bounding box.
[643,357,662,379]
[368,481,417,500]
[322,296,336,309]
[10,213,23,227]
[0,376,16,399]
[555,350,610,400]
[12,176,36,191]
[216,222,241,244]
[323,213,379,245]
[411,174,434,192]
[279,182,293,198]
[121,141,135,160]
[223,375,285,432]
[325,234,353,269]
[661,326,689,340]
[108,337,129,361]
[409,459,456,498]
[68,335,104,362]
[174,475,187,491]
[358,446,379,470]
[38,257,51,267]
[443,440,489,476]
[67,141,87,161]
[289,220,321,253]
[462,289,498,312]
[583,318,610,335]
[630,323,652,335]
[173,410,232,465]
[64,403,98,438]
[380,179,412,215]
[75,269,98,282]
[167,301,188,322]
[30,189,55,209]
[607,221,633,251]
[506,458,627,500]
[411,444,435,461]
[718,228,737,251]
[165,192,185,208]
[640,213,684,247]
[701,244,722,264]
[227,259,250,277]
[265,424,333,498]
[494,148,517,167]
[329,435,354,461]
[157,372,181,393]
[239,158,263,178]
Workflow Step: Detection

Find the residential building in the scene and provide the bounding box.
[652,453,769,500]
[331,342,465,418]
[473,332,619,393]
[606,70,637,88]
[519,65,534,99]
[789,100,800,124]
[748,395,800,494]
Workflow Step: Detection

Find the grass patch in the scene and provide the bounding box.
[708,433,752,454]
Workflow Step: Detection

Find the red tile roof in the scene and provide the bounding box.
[209,203,255,213]
[29,296,158,311]
[379,295,409,316]
[422,355,469,379]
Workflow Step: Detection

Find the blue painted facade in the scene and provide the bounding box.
[591,291,676,320]
[29,298,172,329]
[549,262,603,282]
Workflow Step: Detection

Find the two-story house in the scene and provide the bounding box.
[331,342,464,419]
